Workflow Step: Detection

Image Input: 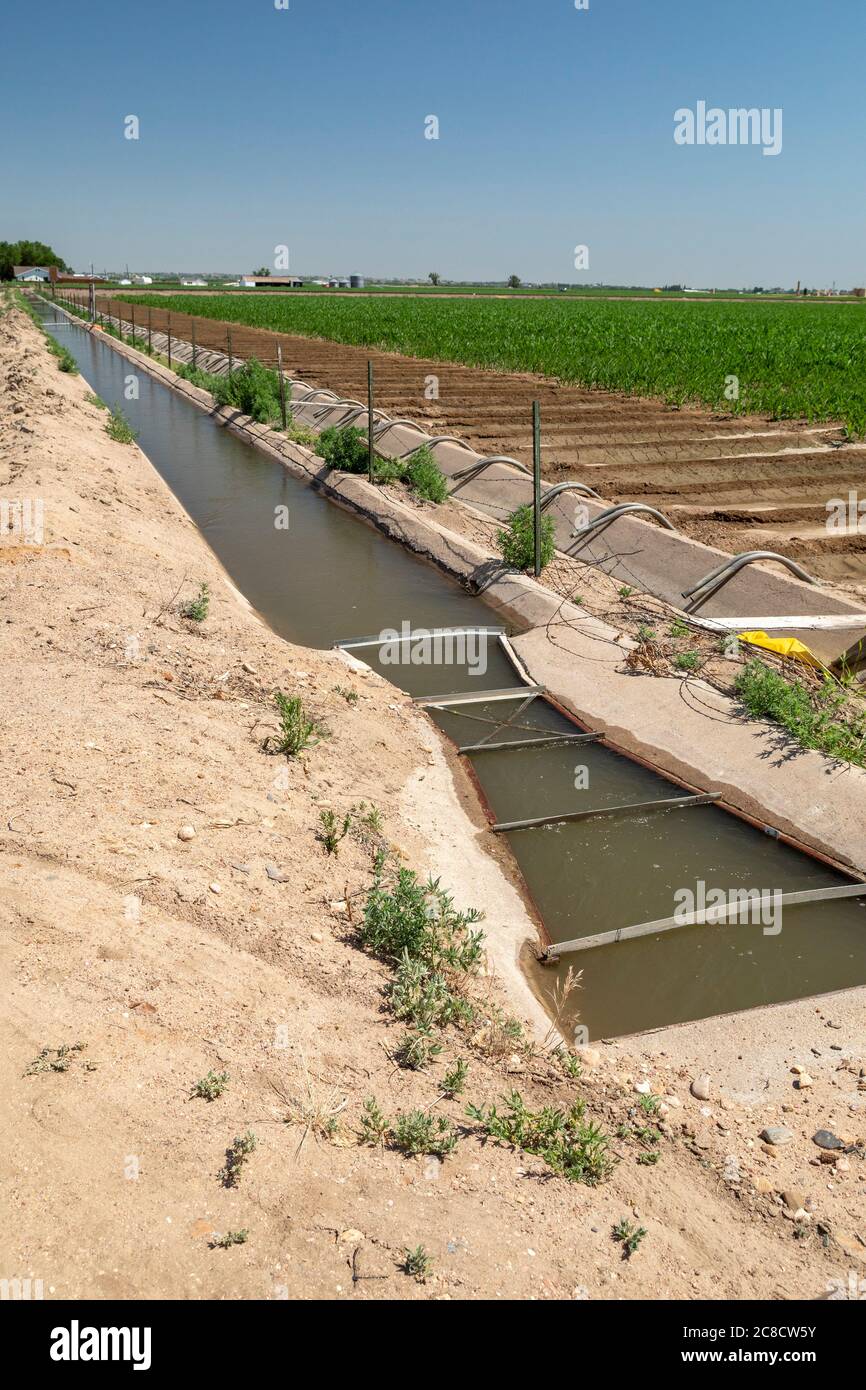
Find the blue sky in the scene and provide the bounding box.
[3,0,864,285]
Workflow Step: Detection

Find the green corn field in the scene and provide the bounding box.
[123,293,866,435]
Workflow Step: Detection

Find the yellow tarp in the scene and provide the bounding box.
[737,630,822,668]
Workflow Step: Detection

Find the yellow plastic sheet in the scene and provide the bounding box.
[737,630,822,668]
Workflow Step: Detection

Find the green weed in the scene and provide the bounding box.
[467,1090,613,1185]
[191,1070,229,1102]
[104,406,137,444]
[180,582,210,622]
[497,504,555,573]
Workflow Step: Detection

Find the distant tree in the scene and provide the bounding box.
[253,266,271,277]
[428,272,441,285]
[0,240,70,281]
[507,274,521,289]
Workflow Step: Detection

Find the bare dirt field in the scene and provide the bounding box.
[2,298,865,1302]
[93,295,866,592]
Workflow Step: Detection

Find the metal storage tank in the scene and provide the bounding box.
[350,275,365,289]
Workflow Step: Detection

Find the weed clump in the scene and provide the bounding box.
[404,446,448,503]
[191,1070,229,1102]
[613,1218,647,1258]
[212,358,284,424]
[402,1246,433,1282]
[219,1131,257,1187]
[361,866,484,972]
[47,338,78,373]
[180,582,210,622]
[210,1229,249,1249]
[497,504,555,572]
[264,691,327,758]
[358,1098,457,1159]
[24,1043,92,1076]
[735,659,866,766]
[105,406,137,443]
[315,425,370,472]
[467,1090,613,1186]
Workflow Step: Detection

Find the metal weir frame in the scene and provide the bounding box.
[543,881,866,959]
[492,791,721,834]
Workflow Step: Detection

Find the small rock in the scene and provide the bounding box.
[691,1074,712,1101]
[835,1156,851,1173]
[782,1190,806,1212]
[506,1053,525,1074]
[761,1126,794,1146]
[338,1229,364,1245]
[329,899,348,914]
[634,1080,653,1096]
[663,1094,682,1108]
[795,1073,814,1089]
[241,662,257,674]
[266,864,291,883]
[423,1157,441,1182]
[209,882,221,894]
[310,930,324,943]
[813,1129,844,1150]
[575,1046,601,1068]
[177,825,196,841]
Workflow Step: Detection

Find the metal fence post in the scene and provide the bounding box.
[367,359,375,483]
[533,400,542,577]
[277,343,288,429]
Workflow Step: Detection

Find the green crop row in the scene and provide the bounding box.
[119,293,866,435]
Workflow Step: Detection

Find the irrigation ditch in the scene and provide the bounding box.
[36,294,866,1042]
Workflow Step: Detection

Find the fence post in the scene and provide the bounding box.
[191,316,197,370]
[130,302,136,345]
[367,359,375,483]
[276,343,288,430]
[227,327,233,377]
[167,311,172,369]
[533,399,542,577]
[148,307,152,355]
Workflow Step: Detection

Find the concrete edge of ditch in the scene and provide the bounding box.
[64,311,866,882]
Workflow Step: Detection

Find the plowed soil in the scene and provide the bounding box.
[94,293,866,590]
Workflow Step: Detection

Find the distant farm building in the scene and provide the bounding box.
[13,266,50,282]
[240,275,303,288]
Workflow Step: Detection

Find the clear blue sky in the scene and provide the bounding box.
[4,0,864,286]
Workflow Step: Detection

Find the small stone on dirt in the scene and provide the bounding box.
[813,1129,844,1150]
[691,1074,712,1100]
[265,864,291,883]
[761,1126,794,1146]
[177,825,195,841]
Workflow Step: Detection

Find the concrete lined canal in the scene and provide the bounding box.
[41,303,866,1041]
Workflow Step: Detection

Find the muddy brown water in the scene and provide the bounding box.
[43,304,866,1041]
